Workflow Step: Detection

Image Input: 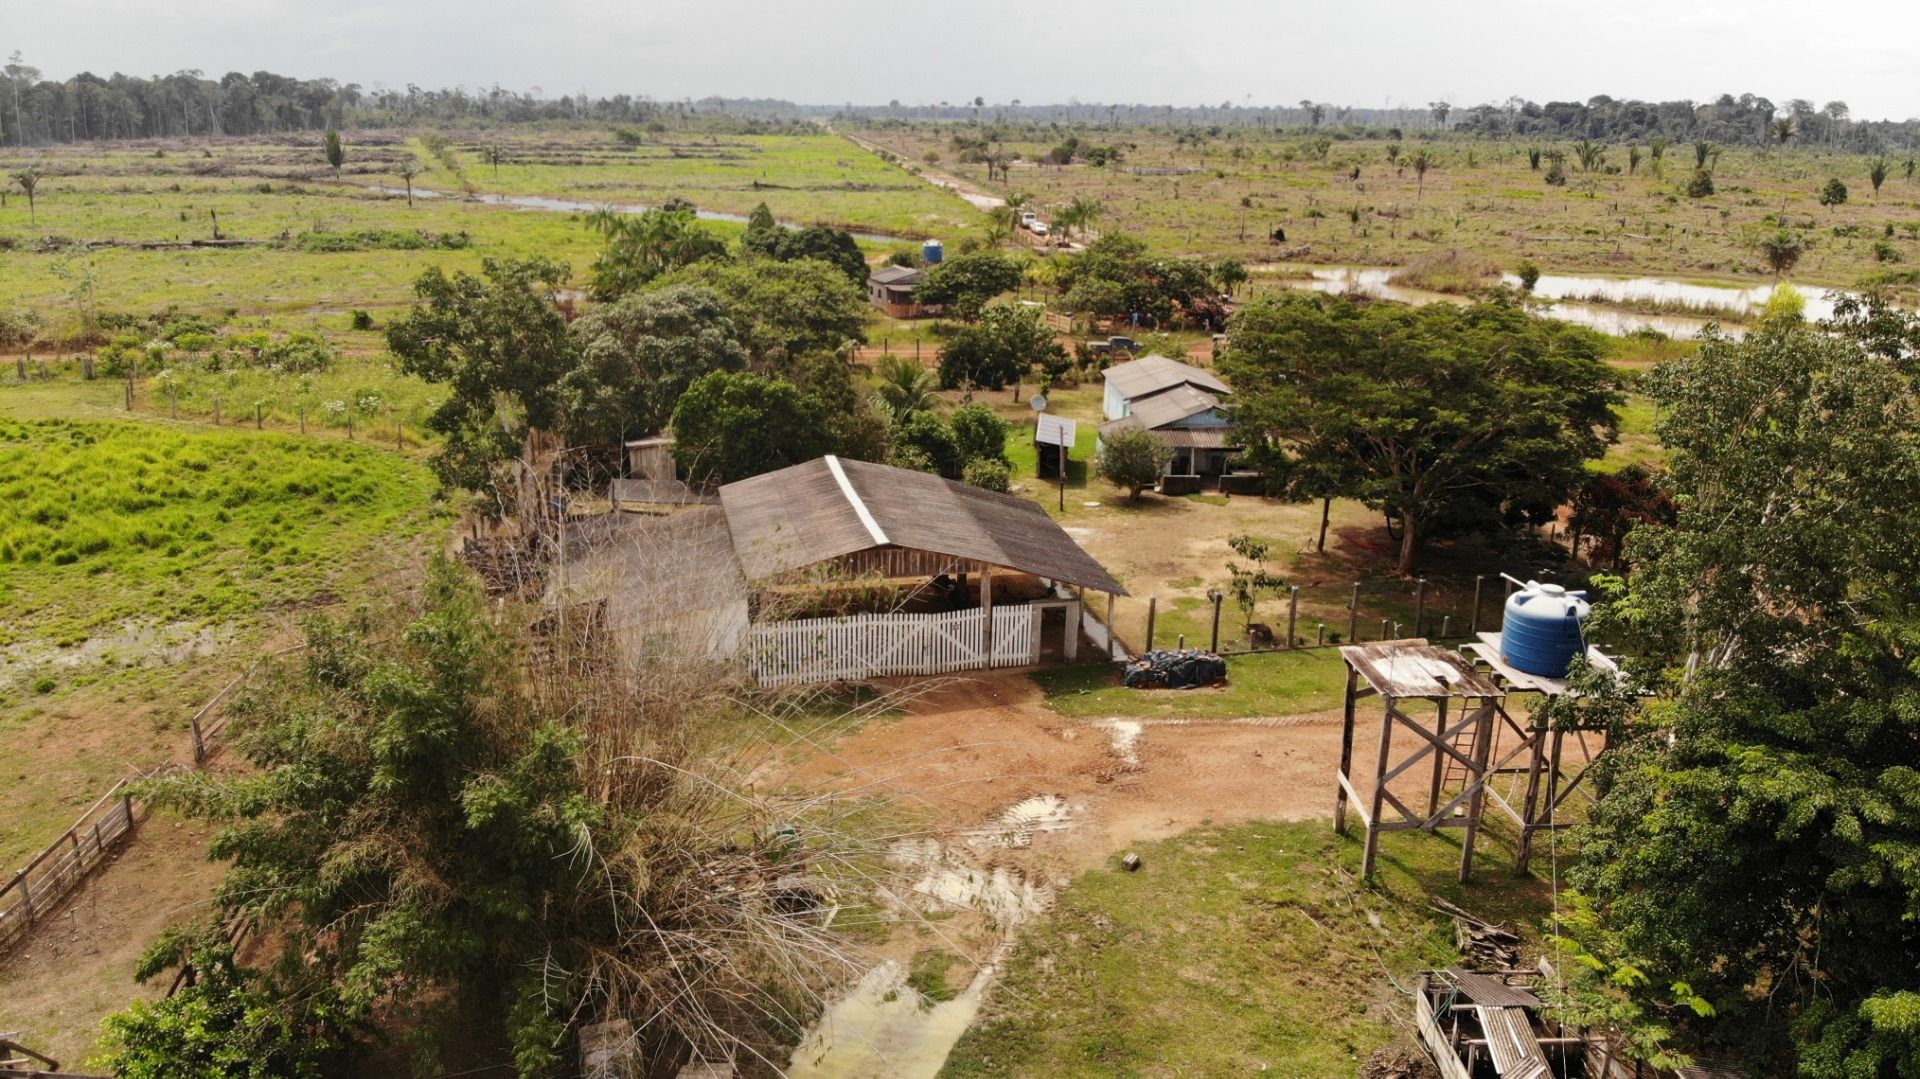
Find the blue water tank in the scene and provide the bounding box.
[1499,581,1590,677]
[922,239,944,264]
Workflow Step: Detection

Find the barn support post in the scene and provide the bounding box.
[1348,582,1360,642]
[1458,700,1498,883]
[1427,697,1451,817]
[1105,592,1117,659]
[1209,591,1222,652]
[979,568,995,669]
[1145,595,1157,651]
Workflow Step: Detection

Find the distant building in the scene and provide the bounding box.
[1097,355,1241,480]
[867,265,938,318]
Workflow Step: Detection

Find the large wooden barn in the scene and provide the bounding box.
[556,456,1126,686]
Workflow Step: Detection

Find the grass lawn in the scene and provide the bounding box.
[1035,649,1349,719]
[941,818,1555,1078]
[0,379,446,862]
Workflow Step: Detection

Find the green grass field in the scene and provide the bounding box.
[0,379,444,863]
[940,818,1553,1078]
[0,129,982,342]
[1035,649,1349,719]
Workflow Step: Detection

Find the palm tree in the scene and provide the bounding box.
[996,192,1032,235]
[873,355,938,417]
[1572,138,1606,172]
[11,165,42,224]
[1056,196,1104,240]
[1869,159,1890,198]
[395,162,422,207]
[1771,117,1795,146]
[1407,150,1435,199]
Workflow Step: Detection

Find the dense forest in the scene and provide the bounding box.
[4,51,1916,151]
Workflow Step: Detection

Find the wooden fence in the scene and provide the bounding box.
[745,606,1038,687]
[0,780,143,953]
[0,646,301,958]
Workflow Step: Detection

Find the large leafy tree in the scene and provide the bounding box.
[1053,233,1216,327]
[584,206,728,299]
[669,370,836,485]
[772,225,868,287]
[1220,292,1620,574]
[560,285,747,445]
[387,257,576,490]
[652,257,866,367]
[1567,318,1920,1073]
[916,251,1023,322]
[938,302,1067,390]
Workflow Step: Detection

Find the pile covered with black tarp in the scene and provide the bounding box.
[1122,649,1228,689]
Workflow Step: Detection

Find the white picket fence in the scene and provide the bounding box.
[745,606,1038,687]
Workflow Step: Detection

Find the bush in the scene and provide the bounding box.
[1684,169,1716,198]
[349,310,375,331]
[1515,260,1542,293]
[948,403,1011,468]
[961,458,1011,493]
[1097,428,1173,501]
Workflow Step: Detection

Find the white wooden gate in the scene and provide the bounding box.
[746,607,1039,687]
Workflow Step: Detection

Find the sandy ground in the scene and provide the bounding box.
[781,671,1371,880]
[0,816,226,1068]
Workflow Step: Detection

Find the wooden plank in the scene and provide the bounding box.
[1340,640,1502,699]
[1445,969,1543,1009]
[1414,983,1476,1079]
[1477,1006,1552,1079]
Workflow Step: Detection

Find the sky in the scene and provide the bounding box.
[10,0,1920,121]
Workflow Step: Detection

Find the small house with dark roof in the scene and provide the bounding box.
[867,265,938,318]
[1097,354,1241,481]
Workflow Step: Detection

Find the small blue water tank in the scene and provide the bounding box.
[922,239,944,264]
[1499,581,1590,677]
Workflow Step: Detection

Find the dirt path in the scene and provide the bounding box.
[832,129,1005,212]
[0,818,226,1067]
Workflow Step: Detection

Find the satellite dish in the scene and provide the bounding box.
[1029,394,1048,411]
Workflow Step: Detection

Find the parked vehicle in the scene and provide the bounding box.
[1031,221,1050,237]
[1020,211,1038,229]
[1086,335,1139,356]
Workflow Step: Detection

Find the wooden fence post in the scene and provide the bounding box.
[255,402,263,429]
[212,397,221,425]
[1287,586,1300,649]
[1470,575,1485,637]
[1105,593,1117,659]
[1348,582,1360,643]
[1145,595,1157,652]
[1208,591,1222,652]
[1414,578,1428,638]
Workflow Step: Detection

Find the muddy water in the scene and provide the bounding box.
[1286,267,1739,339]
[1276,266,1883,340]
[362,185,910,244]
[787,801,1069,1078]
[0,618,234,689]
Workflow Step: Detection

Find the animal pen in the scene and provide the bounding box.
[1415,967,1641,1079]
[1333,635,1620,880]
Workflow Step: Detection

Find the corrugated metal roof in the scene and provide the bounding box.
[1097,417,1239,449]
[1125,384,1223,430]
[719,456,1126,594]
[1444,968,1544,1009]
[1103,354,1231,401]
[868,265,924,286]
[1035,414,1078,448]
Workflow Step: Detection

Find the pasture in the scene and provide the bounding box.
[855,124,1920,291]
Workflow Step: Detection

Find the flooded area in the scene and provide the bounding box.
[363,185,910,244]
[1276,265,1878,340]
[0,618,235,690]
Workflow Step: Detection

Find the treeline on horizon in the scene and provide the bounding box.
[3,53,1915,152]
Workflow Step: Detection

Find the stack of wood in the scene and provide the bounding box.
[1360,1048,1438,1079]
[1432,897,1522,968]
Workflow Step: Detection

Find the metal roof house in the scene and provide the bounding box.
[1097,355,1241,481]
[718,456,1125,684]
[867,265,938,318]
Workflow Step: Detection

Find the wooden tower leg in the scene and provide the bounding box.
[1334,665,1359,834]
[1515,726,1551,875]
[1458,699,1497,883]
[1363,695,1396,877]
[1427,697,1451,818]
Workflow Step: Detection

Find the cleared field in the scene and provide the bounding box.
[0,379,443,865]
[855,124,1920,291]
[0,128,979,340]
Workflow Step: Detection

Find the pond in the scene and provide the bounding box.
[363,185,912,244]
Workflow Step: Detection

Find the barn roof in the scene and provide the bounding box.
[1098,418,1239,449]
[718,456,1126,594]
[1102,354,1230,401]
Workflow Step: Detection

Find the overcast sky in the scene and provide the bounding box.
[11,0,1920,121]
